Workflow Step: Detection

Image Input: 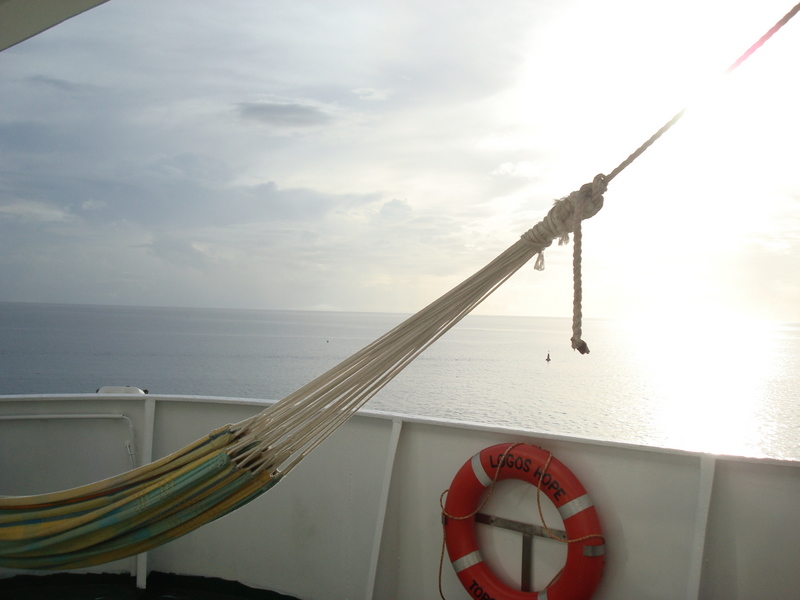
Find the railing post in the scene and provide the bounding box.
[365,419,403,600]
[135,396,157,589]
[686,454,716,600]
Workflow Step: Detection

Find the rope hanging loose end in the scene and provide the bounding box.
[569,174,606,355]
[571,337,590,355]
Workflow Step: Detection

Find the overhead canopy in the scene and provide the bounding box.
[0,0,110,52]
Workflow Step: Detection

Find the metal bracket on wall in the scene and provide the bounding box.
[475,512,567,593]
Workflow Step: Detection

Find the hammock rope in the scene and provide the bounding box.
[228,178,608,478]
[1,1,797,571]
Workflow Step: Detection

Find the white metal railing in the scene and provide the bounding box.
[0,412,137,469]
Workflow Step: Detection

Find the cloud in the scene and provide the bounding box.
[28,74,101,94]
[377,198,412,222]
[80,199,107,211]
[0,121,61,153]
[146,153,233,184]
[144,235,216,271]
[238,102,332,128]
[353,88,394,101]
[492,161,543,180]
[0,199,72,223]
[242,182,375,222]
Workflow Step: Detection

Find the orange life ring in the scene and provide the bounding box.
[443,443,604,600]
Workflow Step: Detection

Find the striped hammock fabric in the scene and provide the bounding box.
[0,427,279,569]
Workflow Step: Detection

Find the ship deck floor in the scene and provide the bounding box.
[1,571,302,600]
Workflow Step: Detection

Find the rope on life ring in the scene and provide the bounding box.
[440,443,604,600]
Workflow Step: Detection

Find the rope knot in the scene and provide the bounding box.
[519,174,605,354]
[519,174,606,254]
[574,173,607,222]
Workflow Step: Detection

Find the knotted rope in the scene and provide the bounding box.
[522,174,607,354]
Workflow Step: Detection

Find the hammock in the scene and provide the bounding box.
[0,179,604,570]
[1,2,797,571]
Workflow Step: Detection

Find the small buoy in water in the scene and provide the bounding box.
[546,352,551,362]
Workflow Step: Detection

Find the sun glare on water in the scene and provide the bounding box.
[621,307,781,456]
[609,21,799,458]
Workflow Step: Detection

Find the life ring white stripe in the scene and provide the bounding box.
[452,550,483,573]
[558,493,593,520]
[471,452,493,487]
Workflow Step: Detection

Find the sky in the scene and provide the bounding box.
[1,0,799,322]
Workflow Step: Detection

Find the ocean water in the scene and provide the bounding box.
[1,302,798,461]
